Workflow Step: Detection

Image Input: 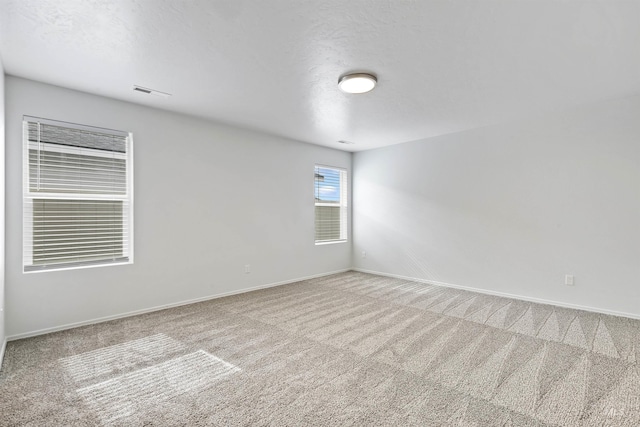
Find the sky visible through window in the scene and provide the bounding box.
[315,167,340,202]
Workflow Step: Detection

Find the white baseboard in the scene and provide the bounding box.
[11,266,636,342]
[7,269,350,341]
[0,338,7,371]
[353,268,640,320]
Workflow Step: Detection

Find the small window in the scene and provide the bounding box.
[314,165,347,243]
[23,116,133,272]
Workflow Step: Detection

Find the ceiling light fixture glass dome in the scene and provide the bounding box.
[338,73,377,94]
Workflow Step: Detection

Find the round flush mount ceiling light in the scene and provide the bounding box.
[338,73,377,94]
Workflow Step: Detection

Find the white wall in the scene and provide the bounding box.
[5,76,352,337]
[0,58,6,364]
[353,95,640,318]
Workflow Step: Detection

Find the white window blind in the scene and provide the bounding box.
[314,165,347,243]
[23,116,133,272]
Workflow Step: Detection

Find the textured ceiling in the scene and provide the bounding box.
[1,0,639,151]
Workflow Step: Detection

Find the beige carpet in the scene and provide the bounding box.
[1,271,639,426]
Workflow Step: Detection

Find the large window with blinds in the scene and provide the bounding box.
[314,165,347,244]
[23,116,133,272]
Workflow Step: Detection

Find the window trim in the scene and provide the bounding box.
[22,116,134,273]
[314,164,348,245]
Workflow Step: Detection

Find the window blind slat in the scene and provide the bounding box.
[28,146,127,195]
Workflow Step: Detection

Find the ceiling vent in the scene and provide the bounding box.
[133,85,171,98]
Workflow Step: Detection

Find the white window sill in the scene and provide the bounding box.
[315,240,348,246]
[24,260,132,274]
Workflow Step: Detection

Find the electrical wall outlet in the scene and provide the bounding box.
[362,251,367,258]
[244,264,251,274]
[565,274,574,286]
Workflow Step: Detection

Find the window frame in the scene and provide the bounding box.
[22,116,134,273]
[314,164,348,245]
